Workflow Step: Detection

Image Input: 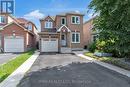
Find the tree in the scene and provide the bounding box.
[89,0,130,58]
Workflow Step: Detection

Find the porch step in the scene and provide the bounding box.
[61,47,72,53]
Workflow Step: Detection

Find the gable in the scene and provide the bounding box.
[57,25,71,32]
[2,22,25,31]
[41,16,54,22]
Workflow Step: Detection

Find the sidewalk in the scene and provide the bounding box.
[0,51,40,87]
[73,50,130,78]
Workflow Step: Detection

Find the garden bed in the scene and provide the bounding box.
[84,52,130,70]
[0,49,35,83]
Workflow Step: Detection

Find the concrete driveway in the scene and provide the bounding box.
[0,53,19,65]
[17,53,130,87]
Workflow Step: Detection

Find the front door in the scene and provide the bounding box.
[61,34,66,46]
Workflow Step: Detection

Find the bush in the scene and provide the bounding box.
[88,42,97,53]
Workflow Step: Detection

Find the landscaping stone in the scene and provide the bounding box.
[94,52,112,57]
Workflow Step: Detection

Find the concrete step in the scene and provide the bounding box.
[60,47,72,53]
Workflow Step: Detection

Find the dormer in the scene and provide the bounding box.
[26,23,33,31]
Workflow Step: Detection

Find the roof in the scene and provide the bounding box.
[50,16,56,20]
[84,16,97,24]
[58,11,84,16]
[40,11,84,21]
[40,16,56,21]
[16,18,38,30]
[1,22,34,35]
[16,18,29,24]
[0,14,37,34]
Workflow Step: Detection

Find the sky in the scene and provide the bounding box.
[14,0,95,30]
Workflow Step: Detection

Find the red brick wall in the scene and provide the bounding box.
[0,23,35,51]
[83,19,93,46]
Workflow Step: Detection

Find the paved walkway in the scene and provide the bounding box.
[17,53,130,87]
[0,51,40,87]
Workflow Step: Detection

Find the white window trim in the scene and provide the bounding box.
[45,21,53,29]
[61,17,66,25]
[71,32,80,43]
[71,16,80,24]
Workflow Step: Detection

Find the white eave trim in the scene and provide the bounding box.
[57,25,71,32]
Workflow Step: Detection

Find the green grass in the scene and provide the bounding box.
[84,52,130,70]
[0,49,35,83]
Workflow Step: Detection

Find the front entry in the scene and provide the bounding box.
[61,34,67,46]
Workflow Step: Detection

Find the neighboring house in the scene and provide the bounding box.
[0,13,38,52]
[39,12,84,53]
[83,17,99,48]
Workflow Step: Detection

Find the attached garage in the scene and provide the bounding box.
[4,36,24,52]
[41,38,58,52]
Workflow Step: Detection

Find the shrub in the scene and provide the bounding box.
[88,42,97,53]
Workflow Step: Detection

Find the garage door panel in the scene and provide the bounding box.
[41,38,58,52]
[4,37,24,52]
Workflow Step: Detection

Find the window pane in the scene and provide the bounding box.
[72,17,75,23]
[76,34,79,42]
[45,22,53,28]
[0,16,6,23]
[72,34,75,42]
[61,18,65,25]
[76,17,80,24]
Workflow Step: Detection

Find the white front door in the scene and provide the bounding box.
[61,34,66,46]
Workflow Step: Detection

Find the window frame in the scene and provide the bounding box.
[28,24,33,31]
[45,21,53,29]
[0,16,6,24]
[71,32,80,43]
[71,16,80,24]
[61,17,66,25]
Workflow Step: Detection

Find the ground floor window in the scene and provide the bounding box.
[71,32,80,43]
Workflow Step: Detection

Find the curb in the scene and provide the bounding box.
[0,51,40,87]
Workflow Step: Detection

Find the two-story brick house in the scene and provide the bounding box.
[0,13,38,52]
[39,12,84,53]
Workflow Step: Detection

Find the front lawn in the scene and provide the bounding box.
[0,49,35,83]
[84,52,130,70]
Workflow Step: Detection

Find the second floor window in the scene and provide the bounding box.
[0,16,6,24]
[71,16,80,24]
[45,21,53,28]
[61,17,66,25]
[28,24,32,31]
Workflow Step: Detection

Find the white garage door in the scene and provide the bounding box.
[41,38,58,52]
[4,36,24,52]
